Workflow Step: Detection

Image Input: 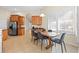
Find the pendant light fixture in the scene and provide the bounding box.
[40,13,45,17]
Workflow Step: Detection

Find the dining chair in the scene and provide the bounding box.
[31,29,38,44]
[37,32,48,50]
[51,33,67,53]
[48,30,52,32]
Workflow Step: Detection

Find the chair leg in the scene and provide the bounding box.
[61,43,63,53]
[34,38,37,44]
[31,35,32,41]
[63,41,67,52]
[33,38,37,44]
[36,39,38,45]
[51,46,52,51]
[55,43,56,47]
[50,41,54,51]
[41,39,43,51]
[34,39,35,44]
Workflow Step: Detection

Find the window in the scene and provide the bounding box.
[48,17,57,32]
[48,21,56,32]
[48,10,76,35]
[58,11,76,34]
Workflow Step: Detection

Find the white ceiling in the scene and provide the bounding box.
[45,6,75,17]
[0,6,44,12]
[0,6,75,17]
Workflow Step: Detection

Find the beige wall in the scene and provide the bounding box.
[0,8,10,52]
[0,8,10,29]
[77,7,79,46]
[78,48,79,52]
[0,29,2,52]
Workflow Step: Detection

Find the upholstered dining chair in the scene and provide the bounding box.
[31,29,38,44]
[48,30,52,32]
[37,32,48,50]
[51,33,67,53]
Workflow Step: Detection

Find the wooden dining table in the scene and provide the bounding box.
[31,27,57,49]
[38,28,57,49]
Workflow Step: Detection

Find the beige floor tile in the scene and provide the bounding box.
[2,31,78,53]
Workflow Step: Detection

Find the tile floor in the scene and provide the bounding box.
[2,31,79,53]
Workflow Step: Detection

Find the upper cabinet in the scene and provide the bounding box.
[10,15,19,22]
[32,16,42,25]
[10,15,25,25]
[18,16,24,25]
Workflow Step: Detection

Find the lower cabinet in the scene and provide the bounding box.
[2,29,8,41]
[18,28,25,36]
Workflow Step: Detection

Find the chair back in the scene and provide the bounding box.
[37,32,44,39]
[48,30,52,32]
[31,30,38,38]
[31,30,34,36]
[60,33,66,43]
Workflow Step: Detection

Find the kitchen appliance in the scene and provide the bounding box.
[8,22,18,36]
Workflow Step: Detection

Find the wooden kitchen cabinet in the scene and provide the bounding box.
[37,17,42,25]
[18,28,25,36]
[10,15,19,22]
[18,16,25,35]
[32,16,42,25]
[18,16,24,25]
[10,15,25,36]
[2,29,8,41]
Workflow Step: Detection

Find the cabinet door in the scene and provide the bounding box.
[10,15,19,22]
[18,16,24,25]
[18,28,25,35]
[37,16,42,25]
[2,29,8,41]
[18,28,21,35]
[32,16,37,25]
[32,16,42,25]
[21,28,25,35]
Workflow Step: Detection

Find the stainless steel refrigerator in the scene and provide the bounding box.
[8,22,18,36]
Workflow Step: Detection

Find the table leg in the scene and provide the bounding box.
[45,38,52,49]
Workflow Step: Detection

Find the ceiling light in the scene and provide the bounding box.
[40,13,45,17]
